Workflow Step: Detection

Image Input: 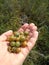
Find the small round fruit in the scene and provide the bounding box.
[16,48,21,53]
[15,41,21,47]
[14,32,19,37]
[16,37,20,41]
[24,31,29,36]
[20,32,24,35]
[8,46,12,53]
[11,47,16,53]
[20,35,26,42]
[21,41,27,47]
[8,35,16,41]
[7,35,13,41]
[10,42,16,47]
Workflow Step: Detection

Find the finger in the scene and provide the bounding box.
[29,32,33,37]
[25,23,34,32]
[29,23,35,26]
[22,23,29,30]
[18,23,29,32]
[0,30,13,41]
[27,31,38,51]
[0,35,7,41]
[25,29,30,32]
[18,28,24,32]
[1,30,13,36]
[29,23,37,31]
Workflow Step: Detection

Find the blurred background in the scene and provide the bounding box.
[0,0,49,65]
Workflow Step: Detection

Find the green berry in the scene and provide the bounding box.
[10,42,16,47]
[20,35,26,42]
[9,35,16,41]
[24,31,29,36]
[20,32,24,35]
[15,41,21,47]
[14,32,19,37]
[12,47,16,53]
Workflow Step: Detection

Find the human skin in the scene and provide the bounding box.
[0,23,38,65]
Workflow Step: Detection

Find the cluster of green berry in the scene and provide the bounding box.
[7,31,29,53]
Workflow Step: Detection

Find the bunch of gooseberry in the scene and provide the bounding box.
[7,31,29,53]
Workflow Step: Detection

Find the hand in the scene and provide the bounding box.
[0,23,38,65]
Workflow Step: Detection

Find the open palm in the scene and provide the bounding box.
[0,23,38,65]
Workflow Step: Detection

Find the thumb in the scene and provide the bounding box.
[0,30,13,41]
